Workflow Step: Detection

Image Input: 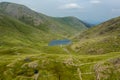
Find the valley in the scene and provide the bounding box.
[0,2,120,80]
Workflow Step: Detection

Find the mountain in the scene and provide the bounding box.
[0,2,87,54]
[0,2,87,37]
[0,2,120,80]
[0,13,55,54]
[82,21,95,28]
[72,16,120,54]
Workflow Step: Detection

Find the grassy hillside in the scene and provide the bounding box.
[0,2,88,55]
[72,16,120,54]
[0,13,70,55]
[0,2,120,80]
[0,2,87,37]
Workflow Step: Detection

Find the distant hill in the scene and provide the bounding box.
[0,2,87,37]
[72,16,120,54]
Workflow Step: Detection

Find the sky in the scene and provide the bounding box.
[0,0,120,24]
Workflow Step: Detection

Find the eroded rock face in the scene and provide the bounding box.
[94,58,120,80]
[0,3,44,26]
[110,58,120,65]
[28,61,39,68]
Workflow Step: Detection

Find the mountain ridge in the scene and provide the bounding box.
[0,2,87,37]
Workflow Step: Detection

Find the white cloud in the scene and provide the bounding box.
[59,3,83,9]
[90,0,101,4]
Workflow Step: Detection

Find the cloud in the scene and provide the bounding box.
[112,9,120,12]
[90,0,101,4]
[59,3,83,9]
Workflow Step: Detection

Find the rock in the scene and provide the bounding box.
[28,61,38,68]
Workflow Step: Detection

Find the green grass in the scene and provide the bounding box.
[0,52,120,80]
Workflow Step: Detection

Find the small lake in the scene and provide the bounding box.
[48,39,72,46]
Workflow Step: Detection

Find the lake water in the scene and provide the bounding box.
[48,39,72,46]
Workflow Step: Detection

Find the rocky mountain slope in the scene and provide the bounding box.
[72,16,120,54]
